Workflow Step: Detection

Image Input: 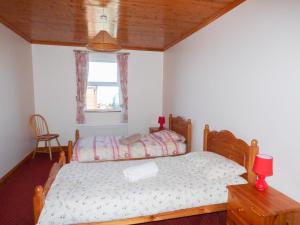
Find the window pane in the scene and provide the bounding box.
[86,86,120,110]
[97,86,120,110]
[88,62,117,82]
[86,86,97,110]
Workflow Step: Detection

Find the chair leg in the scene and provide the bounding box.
[48,140,52,161]
[55,138,63,151]
[45,141,47,147]
[32,140,39,159]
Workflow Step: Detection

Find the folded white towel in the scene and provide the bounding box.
[123,161,159,182]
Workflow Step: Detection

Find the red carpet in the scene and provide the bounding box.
[0,153,226,225]
[0,153,58,225]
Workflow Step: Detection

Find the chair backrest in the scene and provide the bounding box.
[29,114,50,138]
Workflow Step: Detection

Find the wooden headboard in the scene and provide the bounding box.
[203,125,258,183]
[169,114,192,153]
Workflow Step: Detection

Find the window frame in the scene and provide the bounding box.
[85,58,122,113]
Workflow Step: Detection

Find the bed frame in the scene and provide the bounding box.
[33,124,259,225]
[67,114,192,162]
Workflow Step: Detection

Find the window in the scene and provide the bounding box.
[86,61,121,111]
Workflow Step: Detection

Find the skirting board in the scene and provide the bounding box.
[0,151,33,186]
[36,146,68,154]
[0,146,67,186]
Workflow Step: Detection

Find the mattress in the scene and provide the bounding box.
[38,153,247,225]
[73,133,186,162]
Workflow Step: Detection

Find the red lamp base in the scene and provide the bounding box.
[255,175,269,191]
[158,116,165,130]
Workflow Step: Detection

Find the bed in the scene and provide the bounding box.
[67,114,192,163]
[33,124,259,225]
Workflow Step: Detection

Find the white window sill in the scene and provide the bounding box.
[85,109,122,113]
[77,123,128,127]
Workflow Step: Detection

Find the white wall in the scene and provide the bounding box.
[164,0,300,201]
[0,24,35,178]
[32,45,163,144]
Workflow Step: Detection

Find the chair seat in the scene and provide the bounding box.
[36,134,59,141]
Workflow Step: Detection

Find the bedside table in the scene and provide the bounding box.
[149,127,166,133]
[227,184,300,225]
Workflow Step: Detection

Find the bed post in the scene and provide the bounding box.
[59,151,66,165]
[67,140,73,163]
[169,114,173,130]
[247,139,259,184]
[203,124,209,151]
[186,119,192,152]
[75,129,80,143]
[33,185,44,224]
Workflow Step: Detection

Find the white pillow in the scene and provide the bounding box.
[152,130,186,142]
[182,151,246,180]
[182,152,210,164]
[203,152,246,180]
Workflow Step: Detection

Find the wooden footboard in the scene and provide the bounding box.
[33,151,66,224]
[79,203,226,225]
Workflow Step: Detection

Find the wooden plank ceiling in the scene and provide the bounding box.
[0,0,244,51]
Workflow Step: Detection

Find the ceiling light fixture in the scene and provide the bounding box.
[87,30,121,52]
[86,10,121,52]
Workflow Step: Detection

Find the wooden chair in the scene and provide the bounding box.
[29,114,63,160]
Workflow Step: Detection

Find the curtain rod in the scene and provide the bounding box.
[74,50,129,55]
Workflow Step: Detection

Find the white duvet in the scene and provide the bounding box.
[38,152,247,225]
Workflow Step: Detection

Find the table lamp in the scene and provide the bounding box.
[158,116,165,130]
[253,154,273,191]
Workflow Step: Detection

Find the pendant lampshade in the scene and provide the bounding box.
[87,30,121,52]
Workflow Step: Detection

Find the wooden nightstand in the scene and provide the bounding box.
[227,184,300,225]
[149,127,166,133]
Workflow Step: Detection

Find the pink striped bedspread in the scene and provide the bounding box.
[72,133,186,162]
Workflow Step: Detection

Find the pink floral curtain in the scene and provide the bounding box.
[117,53,129,123]
[74,50,89,124]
